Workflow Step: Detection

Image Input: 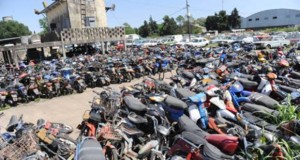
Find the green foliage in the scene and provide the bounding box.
[159,16,179,36]
[138,20,150,37]
[228,8,241,29]
[0,20,31,39]
[205,14,219,31]
[272,96,300,125]
[205,8,241,32]
[149,17,159,36]
[39,17,49,35]
[217,10,230,32]
[124,23,136,34]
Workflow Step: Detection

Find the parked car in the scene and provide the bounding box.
[186,38,209,47]
[254,36,290,49]
[126,39,134,47]
[163,38,176,46]
[176,39,188,46]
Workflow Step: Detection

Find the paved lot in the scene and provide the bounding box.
[0,72,173,139]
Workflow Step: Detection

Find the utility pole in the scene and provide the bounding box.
[186,0,191,42]
[222,0,224,10]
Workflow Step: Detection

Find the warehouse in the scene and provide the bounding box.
[241,8,300,29]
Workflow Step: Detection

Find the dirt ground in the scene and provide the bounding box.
[0,72,173,139]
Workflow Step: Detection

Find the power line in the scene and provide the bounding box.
[156,7,186,23]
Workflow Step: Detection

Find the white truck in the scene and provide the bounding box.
[254,36,290,49]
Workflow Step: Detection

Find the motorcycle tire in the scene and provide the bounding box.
[47,92,53,99]
[104,147,118,160]
[55,134,77,158]
[24,97,29,103]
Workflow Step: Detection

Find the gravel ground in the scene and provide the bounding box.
[0,72,173,139]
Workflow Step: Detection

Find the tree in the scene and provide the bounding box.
[229,8,241,29]
[160,16,179,36]
[217,10,229,32]
[148,17,159,36]
[205,14,218,31]
[39,17,49,35]
[176,15,185,26]
[0,20,31,39]
[138,21,150,37]
[123,22,136,34]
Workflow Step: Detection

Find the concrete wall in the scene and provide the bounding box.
[67,0,82,28]
[241,9,300,29]
[45,1,70,33]
[45,0,107,33]
[94,0,107,27]
[66,0,107,28]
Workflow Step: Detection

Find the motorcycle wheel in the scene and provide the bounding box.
[55,134,77,158]
[68,88,73,94]
[77,86,83,93]
[24,97,29,103]
[47,92,53,99]
[56,89,61,97]
[104,147,118,160]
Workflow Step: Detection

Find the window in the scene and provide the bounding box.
[286,15,291,18]
[264,17,269,20]
[273,16,278,19]
[85,17,96,27]
[248,19,252,21]
[255,18,260,21]
[296,14,300,18]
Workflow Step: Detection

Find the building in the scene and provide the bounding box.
[241,9,300,29]
[2,16,13,22]
[38,0,108,33]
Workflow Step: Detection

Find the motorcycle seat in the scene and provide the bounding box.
[178,115,208,137]
[181,131,206,146]
[206,134,238,144]
[248,92,279,109]
[238,78,258,88]
[78,138,106,160]
[278,85,297,93]
[0,88,6,92]
[243,112,278,132]
[124,96,147,112]
[175,88,195,99]
[182,71,195,79]
[164,96,187,109]
[119,123,144,137]
[242,103,279,117]
[290,71,300,79]
[128,112,148,124]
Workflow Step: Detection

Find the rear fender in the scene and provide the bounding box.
[210,97,226,110]
[188,104,201,123]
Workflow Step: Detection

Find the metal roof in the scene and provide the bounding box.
[39,0,66,14]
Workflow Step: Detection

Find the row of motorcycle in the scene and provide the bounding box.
[1,46,300,159]
[0,53,174,107]
[74,48,300,159]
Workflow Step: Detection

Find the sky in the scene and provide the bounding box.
[0,0,299,33]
